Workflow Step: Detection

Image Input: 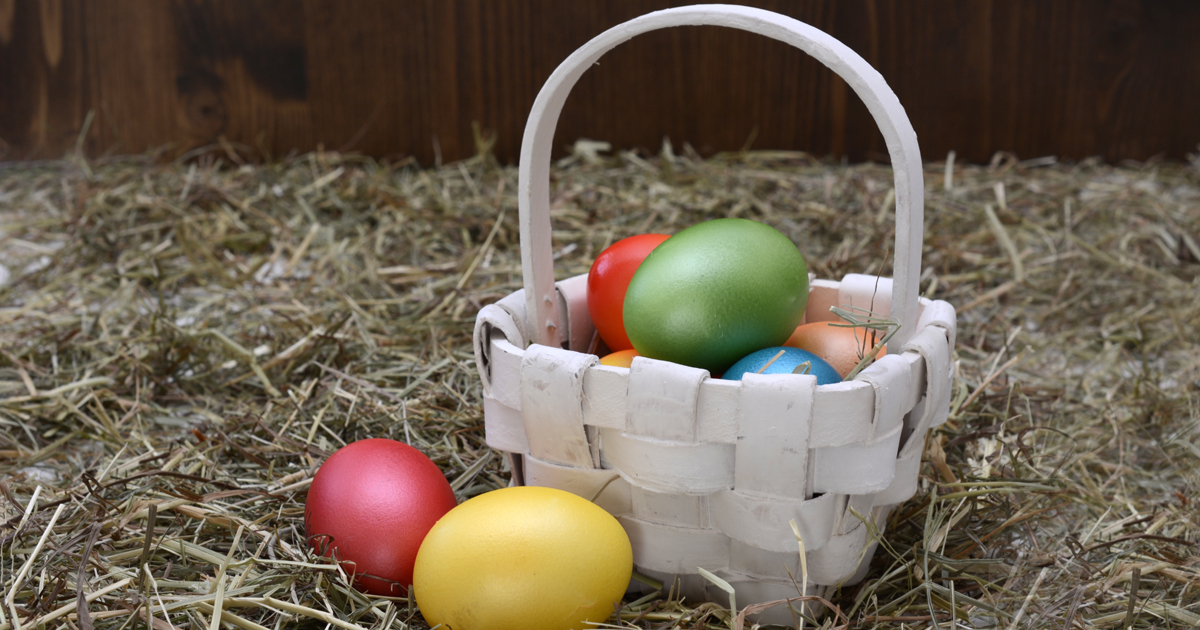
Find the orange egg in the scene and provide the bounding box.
[784,322,885,378]
[599,349,640,368]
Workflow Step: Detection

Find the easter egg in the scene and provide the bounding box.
[587,233,671,351]
[600,348,639,367]
[623,219,808,373]
[723,346,842,384]
[413,486,632,630]
[786,321,886,378]
[304,438,457,596]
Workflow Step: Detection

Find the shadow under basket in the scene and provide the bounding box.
[472,4,957,625]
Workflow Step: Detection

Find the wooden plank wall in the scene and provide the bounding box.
[2,0,1198,165]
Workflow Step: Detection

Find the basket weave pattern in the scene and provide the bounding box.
[475,274,956,604]
[472,4,958,615]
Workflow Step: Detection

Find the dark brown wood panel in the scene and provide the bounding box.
[2,0,1198,164]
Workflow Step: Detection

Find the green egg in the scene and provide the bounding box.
[623,218,809,373]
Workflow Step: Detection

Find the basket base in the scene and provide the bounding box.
[628,569,837,625]
[617,511,886,625]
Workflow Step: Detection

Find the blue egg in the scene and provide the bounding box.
[722,347,842,384]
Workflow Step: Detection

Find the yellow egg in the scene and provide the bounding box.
[599,348,639,368]
[785,321,886,378]
[413,486,632,630]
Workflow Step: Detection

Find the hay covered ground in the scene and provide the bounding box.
[1,144,1198,629]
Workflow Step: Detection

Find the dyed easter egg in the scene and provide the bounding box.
[722,346,842,385]
[786,321,886,378]
[599,348,640,367]
[414,486,632,630]
[304,439,457,596]
[587,233,671,351]
[623,219,808,373]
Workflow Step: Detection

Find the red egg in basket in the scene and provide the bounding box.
[586,233,671,352]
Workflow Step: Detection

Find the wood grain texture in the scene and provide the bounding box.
[1,0,1198,164]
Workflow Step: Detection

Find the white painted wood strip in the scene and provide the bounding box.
[718,577,830,624]
[519,344,598,468]
[727,538,802,579]
[619,516,731,574]
[856,353,914,443]
[918,299,958,349]
[632,570,710,610]
[556,273,594,352]
[805,521,871,584]
[843,492,879,535]
[696,378,740,444]
[709,489,836,554]
[474,301,526,348]
[896,349,927,412]
[625,356,708,442]
[599,428,735,494]
[899,323,953,454]
[804,279,842,322]
[809,421,903,494]
[904,395,927,446]
[495,288,529,332]
[912,299,957,428]
[522,454,632,516]
[809,379,874,447]
[472,303,526,396]
[838,273,894,320]
[735,372,815,499]
[874,443,923,505]
[630,486,711,528]
[581,364,628,429]
[482,395,528,453]
[931,365,954,429]
[489,339,524,410]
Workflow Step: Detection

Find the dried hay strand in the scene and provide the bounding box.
[1,142,1198,629]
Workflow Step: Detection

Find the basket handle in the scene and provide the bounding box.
[518,4,924,350]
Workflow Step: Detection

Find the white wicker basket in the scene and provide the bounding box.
[473,4,956,622]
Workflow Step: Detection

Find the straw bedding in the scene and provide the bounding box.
[1,143,1198,629]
